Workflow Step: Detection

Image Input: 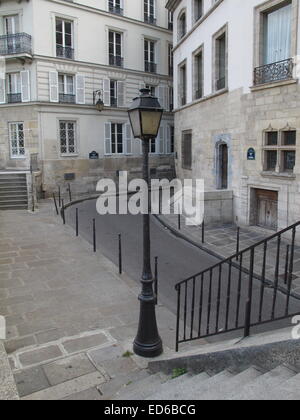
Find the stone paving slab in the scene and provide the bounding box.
[0,201,181,400]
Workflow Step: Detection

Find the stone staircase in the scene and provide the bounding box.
[0,173,28,210]
[111,364,300,400]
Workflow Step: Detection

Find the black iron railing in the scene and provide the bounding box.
[109,5,124,15]
[7,93,22,103]
[254,59,294,86]
[109,55,124,68]
[59,93,76,104]
[145,61,157,74]
[175,221,300,351]
[144,16,157,25]
[110,97,118,107]
[0,33,32,56]
[56,45,74,60]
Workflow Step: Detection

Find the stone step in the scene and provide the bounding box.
[98,370,150,400]
[0,204,28,210]
[151,371,232,401]
[114,373,166,400]
[0,191,28,197]
[148,372,209,400]
[230,365,298,400]
[198,367,264,400]
[0,198,28,204]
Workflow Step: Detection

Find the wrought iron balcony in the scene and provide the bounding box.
[144,16,157,25]
[56,45,74,60]
[254,59,294,86]
[0,33,32,56]
[110,97,118,107]
[145,61,157,74]
[7,93,22,103]
[109,5,124,15]
[59,94,76,104]
[109,55,124,68]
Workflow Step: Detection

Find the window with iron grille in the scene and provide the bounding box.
[60,121,77,155]
[9,122,25,158]
[263,130,296,173]
[58,74,75,103]
[182,131,192,170]
[56,18,74,59]
[109,31,123,67]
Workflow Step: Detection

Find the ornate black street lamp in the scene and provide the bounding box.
[128,88,163,358]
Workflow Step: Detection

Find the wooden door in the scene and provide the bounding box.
[256,189,278,230]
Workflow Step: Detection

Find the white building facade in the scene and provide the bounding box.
[167,0,300,230]
[0,0,174,195]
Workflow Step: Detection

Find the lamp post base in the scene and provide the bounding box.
[133,338,163,358]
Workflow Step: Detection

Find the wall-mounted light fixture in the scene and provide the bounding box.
[93,90,104,112]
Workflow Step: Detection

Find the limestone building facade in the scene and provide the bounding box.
[166,0,300,230]
[0,0,174,195]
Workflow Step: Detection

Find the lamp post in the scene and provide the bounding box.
[128,88,163,358]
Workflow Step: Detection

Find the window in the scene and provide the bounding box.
[193,48,203,99]
[144,39,156,73]
[182,131,192,170]
[254,2,294,85]
[58,74,75,103]
[9,122,25,158]
[168,11,173,30]
[194,0,203,22]
[144,0,156,25]
[4,15,19,35]
[215,31,226,91]
[178,11,186,40]
[168,44,173,76]
[263,130,296,173]
[108,0,123,15]
[56,18,73,59]
[60,121,77,155]
[178,62,187,106]
[6,73,21,103]
[109,31,123,67]
[111,123,124,154]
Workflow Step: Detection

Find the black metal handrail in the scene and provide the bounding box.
[109,55,124,68]
[59,93,76,104]
[254,58,293,86]
[56,45,74,60]
[7,93,22,103]
[145,61,157,74]
[0,33,32,56]
[175,221,300,351]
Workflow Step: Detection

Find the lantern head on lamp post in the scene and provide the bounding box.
[127,88,164,358]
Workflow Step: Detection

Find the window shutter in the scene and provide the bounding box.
[49,71,59,103]
[104,122,112,155]
[165,125,171,154]
[117,81,125,107]
[164,87,170,111]
[103,78,110,106]
[0,77,5,104]
[158,125,165,154]
[76,74,85,104]
[21,70,30,102]
[125,123,132,155]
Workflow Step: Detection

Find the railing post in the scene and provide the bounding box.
[178,214,181,231]
[244,248,254,338]
[53,193,59,216]
[118,234,122,275]
[93,219,96,253]
[202,221,205,244]
[236,227,240,261]
[175,284,181,352]
[58,186,61,208]
[68,183,72,203]
[76,208,79,237]
[61,199,65,225]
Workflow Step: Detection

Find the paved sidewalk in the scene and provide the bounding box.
[156,212,300,295]
[0,201,195,400]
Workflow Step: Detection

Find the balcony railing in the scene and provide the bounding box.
[56,45,74,60]
[7,93,22,104]
[109,5,124,15]
[195,88,203,100]
[0,33,32,56]
[109,55,124,68]
[145,61,157,74]
[144,16,157,25]
[59,94,76,104]
[216,77,226,91]
[110,97,118,107]
[254,59,294,86]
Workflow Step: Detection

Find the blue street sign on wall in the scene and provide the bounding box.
[247,148,256,161]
